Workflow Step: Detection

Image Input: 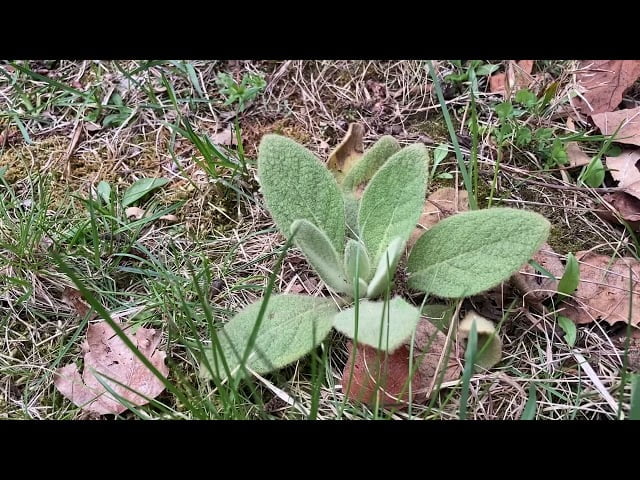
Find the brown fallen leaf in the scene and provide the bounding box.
[511,242,565,304]
[54,321,169,415]
[458,311,502,371]
[342,318,460,408]
[566,142,592,168]
[61,286,93,318]
[326,123,365,183]
[211,127,235,146]
[572,60,640,116]
[561,251,640,326]
[407,187,469,249]
[489,60,535,96]
[599,192,640,231]
[606,150,640,199]
[592,106,640,147]
[125,207,145,220]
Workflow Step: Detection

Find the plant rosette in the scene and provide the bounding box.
[199,131,550,409]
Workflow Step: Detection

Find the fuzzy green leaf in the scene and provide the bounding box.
[122,178,169,207]
[358,144,429,266]
[557,252,580,298]
[366,236,404,299]
[200,294,337,381]
[343,192,360,239]
[333,297,421,352]
[407,208,550,298]
[342,136,401,192]
[344,238,371,284]
[258,135,345,250]
[291,219,351,295]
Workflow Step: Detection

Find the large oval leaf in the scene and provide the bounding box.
[258,135,345,251]
[333,297,421,352]
[200,294,337,381]
[407,208,550,298]
[358,144,428,267]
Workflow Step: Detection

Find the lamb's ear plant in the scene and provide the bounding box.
[200,132,551,386]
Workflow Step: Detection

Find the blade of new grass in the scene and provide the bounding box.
[426,60,477,210]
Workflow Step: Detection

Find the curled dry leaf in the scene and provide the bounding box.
[125,207,145,220]
[458,311,502,371]
[326,122,365,183]
[61,286,93,318]
[511,242,564,304]
[606,150,640,199]
[159,214,179,223]
[407,187,469,249]
[489,60,535,96]
[561,251,640,326]
[342,318,461,408]
[572,60,640,116]
[599,192,640,231]
[54,321,169,415]
[592,106,640,147]
[566,142,592,168]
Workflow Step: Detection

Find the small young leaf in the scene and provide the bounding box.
[333,297,421,352]
[97,181,111,205]
[557,315,577,347]
[557,252,580,297]
[122,178,169,207]
[520,384,537,420]
[550,139,569,166]
[291,219,351,295]
[344,238,371,285]
[458,311,502,371]
[366,236,404,299]
[359,144,429,267]
[407,208,550,298]
[515,89,537,108]
[515,126,532,147]
[495,101,514,119]
[475,64,499,76]
[580,157,605,188]
[433,144,449,166]
[342,136,401,192]
[258,135,345,250]
[200,295,337,381]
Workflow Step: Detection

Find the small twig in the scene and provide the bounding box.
[522,178,624,193]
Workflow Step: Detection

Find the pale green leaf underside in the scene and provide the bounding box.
[407,208,550,298]
[344,238,371,285]
[342,136,401,191]
[333,297,421,352]
[291,219,351,295]
[258,135,345,250]
[200,295,336,381]
[358,144,429,267]
[366,236,404,299]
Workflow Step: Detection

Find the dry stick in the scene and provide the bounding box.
[521,178,624,194]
